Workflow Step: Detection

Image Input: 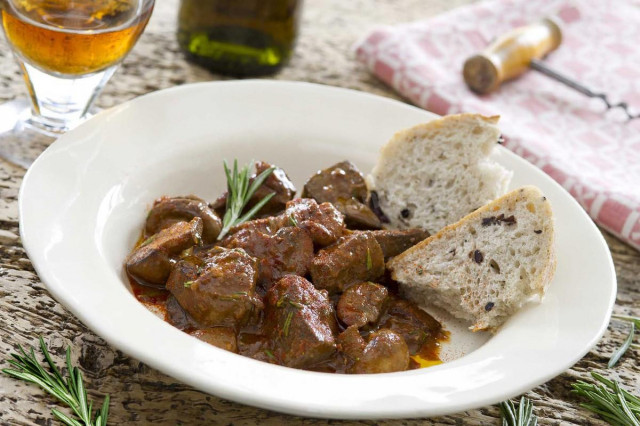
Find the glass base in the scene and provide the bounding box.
[0,98,94,169]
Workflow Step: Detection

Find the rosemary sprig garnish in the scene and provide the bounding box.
[499,396,538,426]
[572,372,640,425]
[608,315,639,368]
[2,337,109,426]
[217,160,276,241]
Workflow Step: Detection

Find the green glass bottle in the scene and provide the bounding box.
[177,0,302,77]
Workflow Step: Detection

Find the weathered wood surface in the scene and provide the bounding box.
[0,0,638,424]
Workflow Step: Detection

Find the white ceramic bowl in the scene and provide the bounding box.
[19,81,616,419]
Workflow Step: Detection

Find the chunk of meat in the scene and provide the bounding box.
[309,232,384,293]
[223,226,314,289]
[166,294,199,330]
[351,329,410,374]
[285,198,345,247]
[251,161,297,214]
[212,161,296,217]
[189,327,238,353]
[221,215,289,238]
[336,325,366,356]
[378,297,443,354]
[126,217,203,286]
[166,247,261,328]
[145,196,222,243]
[264,276,337,368]
[337,326,409,374]
[302,161,381,229]
[337,200,383,230]
[362,228,430,258]
[337,282,388,328]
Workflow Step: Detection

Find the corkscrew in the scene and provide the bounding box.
[463,18,639,120]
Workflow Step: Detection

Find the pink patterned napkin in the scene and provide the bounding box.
[355,0,640,251]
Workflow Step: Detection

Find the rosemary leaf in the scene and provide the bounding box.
[608,322,635,368]
[97,395,110,426]
[217,160,275,240]
[366,248,372,271]
[236,192,275,225]
[246,165,276,201]
[572,372,640,426]
[2,337,110,426]
[52,409,83,426]
[283,311,294,337]
[615,381,638,425]
[499,397,537,426]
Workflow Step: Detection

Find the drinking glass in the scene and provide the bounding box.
[0,0,155,167]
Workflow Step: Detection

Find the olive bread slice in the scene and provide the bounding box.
[388,186,556,332]
[367,114,512,234]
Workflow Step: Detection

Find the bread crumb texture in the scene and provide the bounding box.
[367,113,512,234]
[389,186,556,332]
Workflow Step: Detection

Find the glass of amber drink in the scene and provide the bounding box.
[0,0,154,165]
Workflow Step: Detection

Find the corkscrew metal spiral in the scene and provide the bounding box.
[530,59,639,121]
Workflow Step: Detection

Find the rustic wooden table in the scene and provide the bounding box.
[0,0,638,424]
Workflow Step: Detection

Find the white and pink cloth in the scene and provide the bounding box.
[355,0,640,250]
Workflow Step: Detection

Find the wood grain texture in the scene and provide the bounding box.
[0,0,638,424]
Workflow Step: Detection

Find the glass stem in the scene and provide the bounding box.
[18,60,117,134]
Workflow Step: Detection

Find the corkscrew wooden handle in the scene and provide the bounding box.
[463,18,563,94]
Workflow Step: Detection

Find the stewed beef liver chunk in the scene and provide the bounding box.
[309,232,384,293]
[166,247,261,328]
[145,196,222,243]
[166,294,200,330]
[221,215,288,244]
[264,276,337,368]
[378,297,442,354]
[362,228,431,258]
[250,161,297,215]
[285,198,345,247]
[126,217,203,286]
[337,326,409,374]
[302,161,381,229]
[337,282,389,328]
[223,225,314,289]
[350,329,410,374]
[188,327,238,353]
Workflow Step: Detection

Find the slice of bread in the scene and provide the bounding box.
[367,114,512,234]
[387,186,556,332]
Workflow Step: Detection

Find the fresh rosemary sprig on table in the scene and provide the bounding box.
[572,372,640,426]
[2,337,109,426]
[608,315,639,368]
[500,396,538,426]
[217,159,275,241]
